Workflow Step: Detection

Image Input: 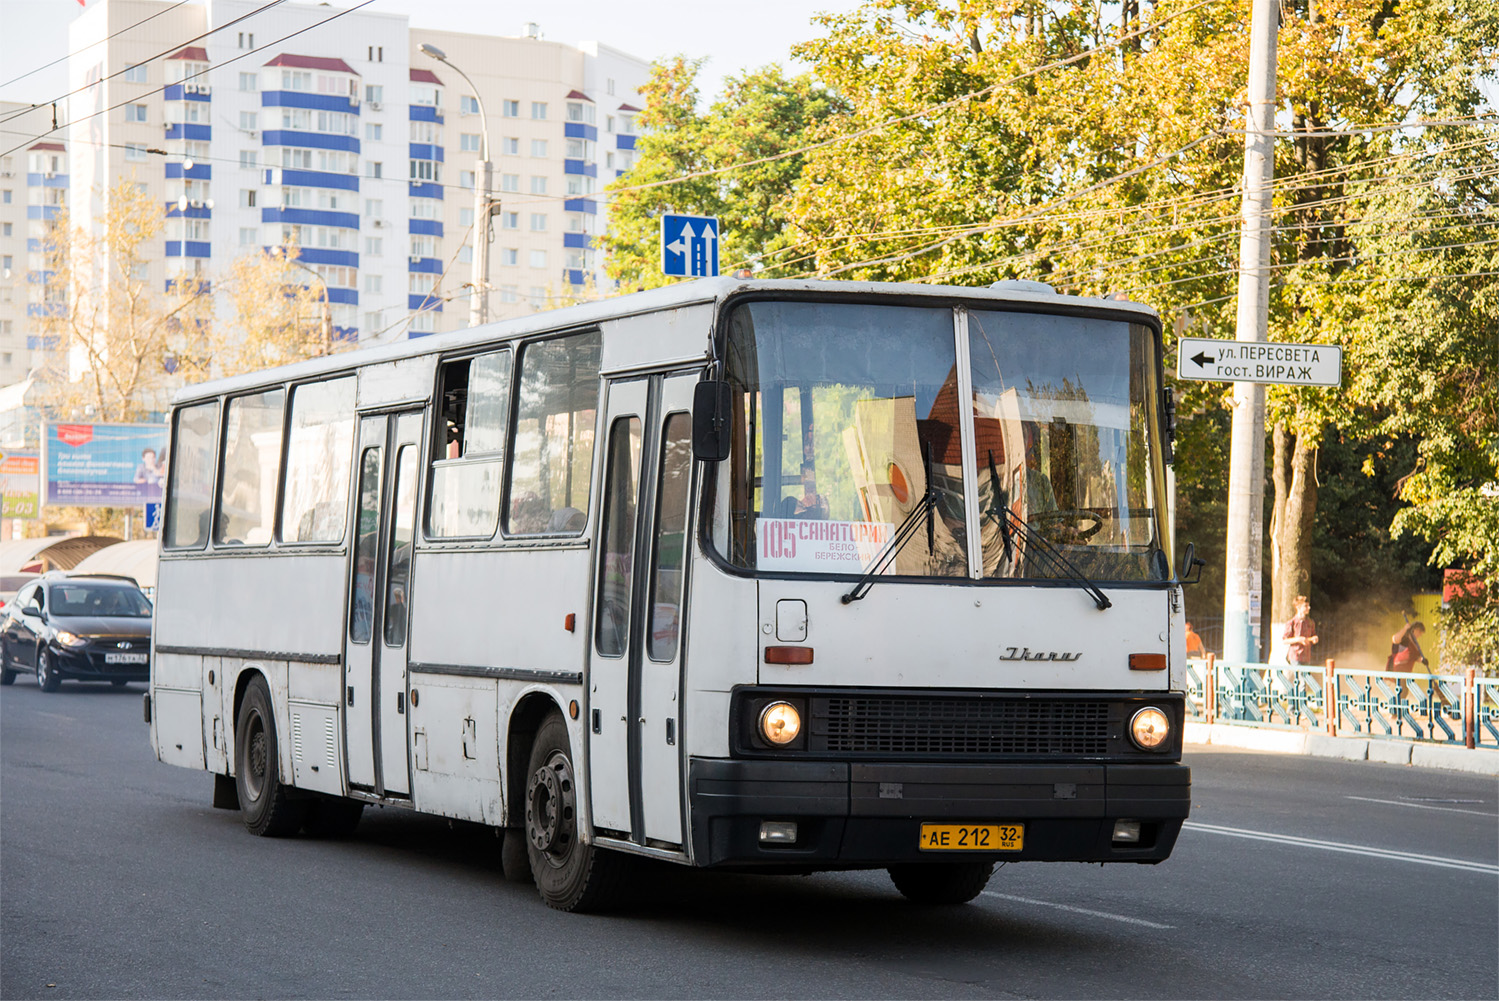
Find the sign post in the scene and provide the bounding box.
[660,214,720,278]
[1176,336,1342,387]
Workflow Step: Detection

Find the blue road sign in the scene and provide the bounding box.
[661,213,720,278]
[144,501,162,534]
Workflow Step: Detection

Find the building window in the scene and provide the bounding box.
[619,114,635,135]
[410,235,437,258]
[239,227,257,246]
[529,213,547,232]
[125,143,148,161]
[1,223,9,237]
[368,45,383,62]
[409,273,437,295]
[500,173,519,192]
[365,198,382,217]
[501,248,518,266]
[364,273,382,293]
[566,212,588,233]
[239,150,257,168]
[605,151,615,170]
[607,78,616,96]
[458,245,472,264]
[364,310,383,331]
[239,111,258,130]
[367,161,383,178]
[238,32,254,49]
[365,236,383,256]
[529,249,546,269]
[126,104,148,123]
[527,286,546,306]
[566,101,594,124]
[409,119,443,144]
[282,70,312,91]
[501,211,518,230]
[459,170,474,189]
[502,99,519,117]
[458,207,474,226]
[500,285,518,303]
[365,123,382,141]
[459,133,481,153]
[530,176,547,195]
[124,64,148,83]
[240,189,257,208]
[461,95,481,116]
[411,197,440,220]
[1,191,10,204]
[410,310,436,333]
[240,72,258,91]
[366,84,383,103]
[530,101,547,120]
[530,139,547,158]
[502,137,519,156]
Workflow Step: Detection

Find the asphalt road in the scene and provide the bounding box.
[3,678,1495,1000]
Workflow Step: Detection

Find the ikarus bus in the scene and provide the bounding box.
[148,277,1195,912]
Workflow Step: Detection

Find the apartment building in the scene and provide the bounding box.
[0,102,69,387]
[58,0,648,345]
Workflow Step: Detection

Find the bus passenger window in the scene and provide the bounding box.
[165,401,220,549]
[505,331,601,536]
[384,445,418,647]
[350,448,380,644]
[429,349,511,539]
[595,417,641,658]
[648,413,692,662]
[281,377,356,543]
[215,389,285,546]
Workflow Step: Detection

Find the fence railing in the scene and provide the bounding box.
[1186,656,1495,750]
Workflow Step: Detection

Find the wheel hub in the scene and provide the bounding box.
[526,751,575,860]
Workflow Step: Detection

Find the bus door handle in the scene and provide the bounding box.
[396,692,405,714]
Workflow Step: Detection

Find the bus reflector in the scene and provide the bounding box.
[1129,654,1167,671]
[564,613,576,632]
[765,646,813,665]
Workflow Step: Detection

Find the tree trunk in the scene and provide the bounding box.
[1270,420,1319,656]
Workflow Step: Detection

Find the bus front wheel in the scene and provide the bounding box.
[888,862,994,905]
[234,675,308,837]
[524,712,625,912]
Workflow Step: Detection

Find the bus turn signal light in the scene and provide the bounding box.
[1129,653,1167,671]
[765,646,813,665]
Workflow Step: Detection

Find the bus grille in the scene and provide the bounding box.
[810,696,1112,756]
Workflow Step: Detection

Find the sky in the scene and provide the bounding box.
[0,0,866,108]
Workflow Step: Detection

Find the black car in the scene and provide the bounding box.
[0,573,153,692]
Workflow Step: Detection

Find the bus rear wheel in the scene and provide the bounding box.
[888,862,994,905]
[234,675,307,837]
[524,712,625,912]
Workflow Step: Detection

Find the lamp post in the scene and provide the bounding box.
[419,42,494,328]
[286,256,334,355]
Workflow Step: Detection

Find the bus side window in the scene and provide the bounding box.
[595,417,641,657]
[215,389,285,546]
[428,349,511,539]
[281,377,356,543]
[647,412,692,662]
[164,400,221,550]
[505,331,601,536]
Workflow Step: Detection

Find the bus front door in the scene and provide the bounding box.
[590,373,695,848]
[344,410,424,798]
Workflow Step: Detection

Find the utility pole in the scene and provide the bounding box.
[420,44,495,327]
[1223,0,1280,663]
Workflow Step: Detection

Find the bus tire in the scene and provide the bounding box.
[234,675,307,838]
[888,862,994,905]
[524,712,625,911]
[302,797,364,838]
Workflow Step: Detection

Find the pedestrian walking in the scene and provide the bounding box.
[1283,595,1320,665]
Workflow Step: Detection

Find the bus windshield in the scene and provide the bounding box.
[712,299,1168,583]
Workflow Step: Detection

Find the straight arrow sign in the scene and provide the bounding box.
[1176,336,1342,387]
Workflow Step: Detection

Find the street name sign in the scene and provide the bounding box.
[661,213,719,278]
[1176,336,1342,387]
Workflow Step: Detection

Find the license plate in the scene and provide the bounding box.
[105,653,148,665]
[919,823,1023,852]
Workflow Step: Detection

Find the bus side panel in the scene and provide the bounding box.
[682,562,759,760]
[599,304,714,376]
[408,674,502,825]
[154,554,347,659]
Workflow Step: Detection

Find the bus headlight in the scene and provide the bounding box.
[759,701,802,745]
[1129,706,1171,750]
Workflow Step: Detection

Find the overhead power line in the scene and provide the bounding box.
[0,0,198,91]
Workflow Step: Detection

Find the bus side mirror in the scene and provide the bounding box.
[1179,541,1205,585]
[693,380,732,462]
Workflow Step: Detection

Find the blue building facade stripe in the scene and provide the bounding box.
[326,288,359,305]
[163,83,212,102]
[26,207,60,221]
[165,240,212,258]
[25,306,65,319]
[164,123,211,141]
[408,219,444,236]
[563,198,597,215]
[563,159,598,177]
[563,232,592,249]
[262,130,360,153]
[26,173,70,188]
[269,168,361,191]
[164,202,213,218]
[295,248,360,268]
[409,294,443,311]
[408,104,443,122]
[261,206,361,229]
[164,163,211,180]
[26,334,61,347]
[407,181,444,200]
[566,269,586,286]
[409,143,444,162]
[564,122,598,141]
[616,134,637,150]
[407,257,443,274]
[261,90,360,114]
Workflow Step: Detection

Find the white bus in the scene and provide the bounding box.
[148,277,1193,912]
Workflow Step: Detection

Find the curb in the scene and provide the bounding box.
[1184,722,1499,776]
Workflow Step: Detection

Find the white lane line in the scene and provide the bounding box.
[1183,821,1499,874]
[982,892,1174,929]
[1345,795,1496,818]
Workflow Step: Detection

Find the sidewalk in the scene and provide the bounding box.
[1186,722,1499,776]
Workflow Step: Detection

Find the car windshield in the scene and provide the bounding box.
[48,583,153,617]
[711,299,1169,583]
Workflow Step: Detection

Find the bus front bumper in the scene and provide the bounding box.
[688,758,1190,868]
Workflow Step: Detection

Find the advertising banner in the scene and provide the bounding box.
[755,517,893,573]
[45,423,169,507]
[0,451,41,519]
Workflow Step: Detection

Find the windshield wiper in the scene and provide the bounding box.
[842,444,936,604]
[984,452,1111,611]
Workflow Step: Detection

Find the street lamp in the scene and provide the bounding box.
[419,42,495,328]
[285,256,334,355]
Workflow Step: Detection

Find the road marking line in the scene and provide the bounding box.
[1183,821,1499,874]
[982,892,1174,929]
[1345,795,1496,818]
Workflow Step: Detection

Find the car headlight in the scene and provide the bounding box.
[55,630,88,648]
[758,701,802,745]
[1129,706,1171,750]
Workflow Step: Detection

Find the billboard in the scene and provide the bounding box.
[44,423,170,507]
[0,451,41,519]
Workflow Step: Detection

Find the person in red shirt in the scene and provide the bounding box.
[1389,621,1429,670]
[1283,594,1319,665]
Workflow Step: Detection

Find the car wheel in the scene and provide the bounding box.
[525,712,628,912]
[888,862,994,905]
[35,649,60,693]
[234,675,307,837]
[0,641,14,686]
